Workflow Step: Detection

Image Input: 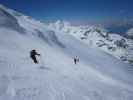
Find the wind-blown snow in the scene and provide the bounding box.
[0,5,133,100]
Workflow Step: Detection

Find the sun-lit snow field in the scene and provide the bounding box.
[0,5,133,100]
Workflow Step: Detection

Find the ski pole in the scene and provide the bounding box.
[39,55,45,66]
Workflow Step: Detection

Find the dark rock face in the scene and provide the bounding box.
[114,39,128,48]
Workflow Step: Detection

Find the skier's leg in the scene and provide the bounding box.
[74,59,76,64]
[34,57,38,64]
[32,56,38,64]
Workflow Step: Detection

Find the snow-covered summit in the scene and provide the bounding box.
[127,28,133,38]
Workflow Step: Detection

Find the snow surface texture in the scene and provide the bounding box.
[0,4,133,100]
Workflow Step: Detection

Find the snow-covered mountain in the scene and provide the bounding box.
[49,20,133,66]
[127,28,133,39]
[0,4,133,100]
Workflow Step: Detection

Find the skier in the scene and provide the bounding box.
[30,49,40,64]
[74,56,79,64]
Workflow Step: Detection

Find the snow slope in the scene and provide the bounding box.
[0,5,133,100]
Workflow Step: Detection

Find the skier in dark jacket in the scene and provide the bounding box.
[74,56,79,64]
[30,49,40,64]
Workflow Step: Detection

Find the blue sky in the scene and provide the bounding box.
[0,0,133,25]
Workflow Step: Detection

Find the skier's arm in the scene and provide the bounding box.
[35,52,40,56]
[37,53,40,56]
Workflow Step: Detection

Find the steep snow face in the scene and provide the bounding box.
[0,5,133,100]
[0,5,25,33]
[49,20,133,66]
[0,8,65,48]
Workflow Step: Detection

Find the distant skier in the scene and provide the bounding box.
[74,56,79,64]
[30,49,40,64]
